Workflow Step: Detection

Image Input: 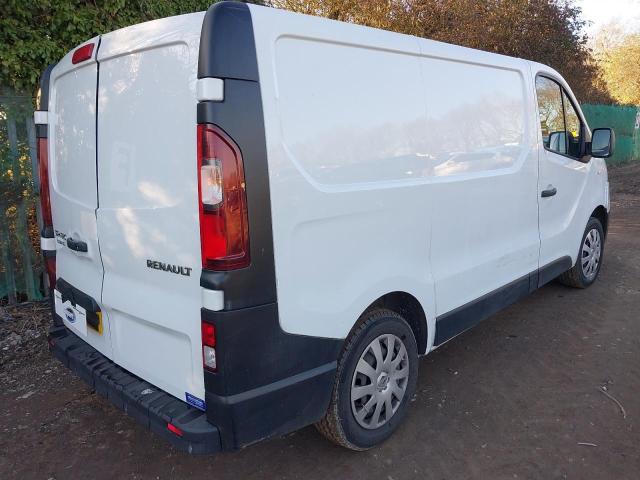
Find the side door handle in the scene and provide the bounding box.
[541,187,557,198]
[67,237,88,252]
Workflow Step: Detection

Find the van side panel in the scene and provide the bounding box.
[416,39,540,326]
[251,4,541,349]
[250,5,437,348]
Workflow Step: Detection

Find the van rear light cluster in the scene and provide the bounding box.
[37,138,52,227]
[36,132,56,289]
[201,321,217,371]
[197,124,250,270]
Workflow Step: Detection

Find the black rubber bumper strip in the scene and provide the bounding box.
[48,325,221,455]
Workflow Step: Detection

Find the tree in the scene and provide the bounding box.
[272,0,612,104]
[0,0,225,97]
[592,21,640,106]
[600,35,640,105]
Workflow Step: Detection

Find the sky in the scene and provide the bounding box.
[577,0,640,36]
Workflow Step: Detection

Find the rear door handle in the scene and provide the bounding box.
[541,187,557,198]
[67,237,88,252]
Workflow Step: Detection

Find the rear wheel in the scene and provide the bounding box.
[315,309,418,450]
[558,217,605,288]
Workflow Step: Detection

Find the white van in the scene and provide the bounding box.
[36,2,614,454]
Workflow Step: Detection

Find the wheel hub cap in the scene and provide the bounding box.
[350,334,410,430]
[581,228,602,281]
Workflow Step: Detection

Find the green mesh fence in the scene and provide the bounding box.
[581,104,640,164]
[0,91,44,304]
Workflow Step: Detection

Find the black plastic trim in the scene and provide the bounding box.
[48,325,221,455]
[434,274,531,345]
[37,64,56,112]
[197,2,276,310]
[434,256,573,345]
[202,303,342,449]
[537,255,572,288]
[35,124,48,139]
[35,64,56,139]
[198,83,275,309]
[66,237,88,253]
[41,225,54,238]
[198,2,259,81]
[55,277,101,332]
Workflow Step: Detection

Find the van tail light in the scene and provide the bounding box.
[37,138,52,227]
[202,321,217,372]
[197,124,250,270]
[37,135,56,289]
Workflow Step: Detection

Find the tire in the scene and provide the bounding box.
[315,308,418,450]
[558,217,605,289]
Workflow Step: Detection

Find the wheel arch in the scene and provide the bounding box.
[356,291,429,355]
[591,205,608,236]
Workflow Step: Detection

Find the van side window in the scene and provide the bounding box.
[562,90,582,158]
[535,76,566,155]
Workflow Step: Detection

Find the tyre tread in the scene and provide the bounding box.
[557,217,604,289]
[314,308,405,450]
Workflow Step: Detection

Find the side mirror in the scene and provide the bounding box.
[590,128,615,158]
[548,131,566,152]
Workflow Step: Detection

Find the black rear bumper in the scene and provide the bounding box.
[48,325,221,455]
[49,301,343,453]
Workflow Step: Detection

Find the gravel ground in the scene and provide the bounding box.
[1,162,639,479]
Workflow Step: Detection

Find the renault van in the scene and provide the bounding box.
[36,1,614,454]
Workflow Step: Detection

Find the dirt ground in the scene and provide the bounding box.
[1,163,639,480]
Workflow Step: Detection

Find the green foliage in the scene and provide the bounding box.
[274,0,613,104]
[0,0,220,97]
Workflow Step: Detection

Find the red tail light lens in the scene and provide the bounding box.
[201,322,216,347]
[201,320,217,372]
[197,124,250,270]
[72,43,95,64]
[37,137,52,227]
[37,135,56,289]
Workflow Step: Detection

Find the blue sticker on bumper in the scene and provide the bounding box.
[185,392,206,411]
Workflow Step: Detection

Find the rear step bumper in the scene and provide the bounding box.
[48,325,221,455]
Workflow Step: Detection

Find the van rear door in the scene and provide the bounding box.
[48,37,113,358]
[95,13,207,405]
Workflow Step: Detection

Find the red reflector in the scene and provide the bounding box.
[201,322,216,347]
[167,423,183,437]
[197,124,250,270]
[72,43,95,64]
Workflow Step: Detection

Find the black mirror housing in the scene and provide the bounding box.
[590,128,615,158]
